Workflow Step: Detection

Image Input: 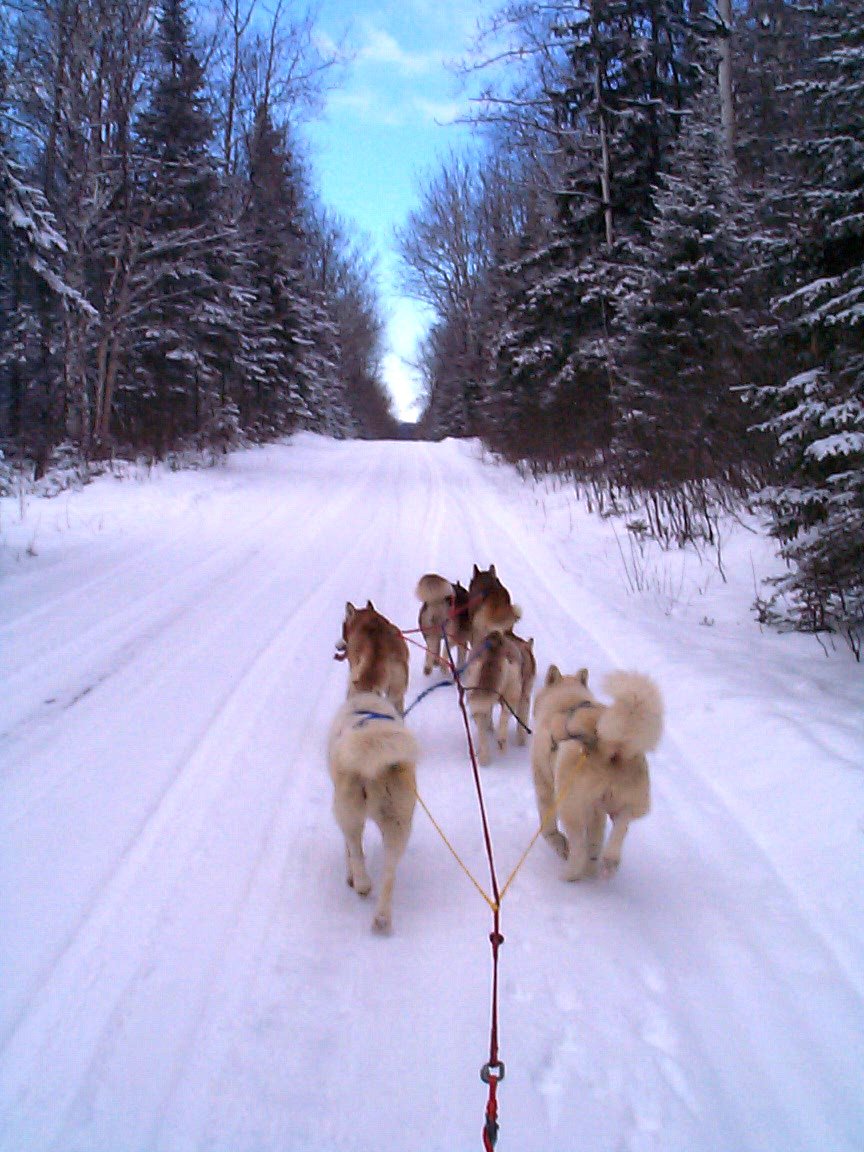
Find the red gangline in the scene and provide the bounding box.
[442,628,505,1150]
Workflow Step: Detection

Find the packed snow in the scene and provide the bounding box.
[1,435,862,1152]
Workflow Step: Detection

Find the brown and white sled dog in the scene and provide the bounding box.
[463,631,536,765]
[336,601,409,713]
[327,691,418,934]
[467,564,521,645]
[531,665,663,879]
[415,573,472,674]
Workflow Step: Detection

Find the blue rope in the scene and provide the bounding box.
[351,708,397,727]
[401,639,490,719]
[401,677,455,718]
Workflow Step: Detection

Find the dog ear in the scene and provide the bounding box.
[578,668,589,686]
[366,599,374,610]
[345,602,356,618]
[545,665,561,686]
[489,563,496,577]
[472,564,479,577]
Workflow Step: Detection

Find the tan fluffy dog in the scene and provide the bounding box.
[336,601,409,713]
[463,631,535,765]
[531,665,663,879]
[414,574,470,675]
[467,564,521,644]
[508,631,537,741]
[327,692,418,934]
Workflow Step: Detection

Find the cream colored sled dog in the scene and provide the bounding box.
[531,666,663,879]
[415,573,471,673]
[327,691,418,934]
[463,631,535,765]
[416,573,454,675]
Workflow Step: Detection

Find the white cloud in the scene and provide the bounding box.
[412,96,468,126]
[327,87,407,127]
[358,26,442,76]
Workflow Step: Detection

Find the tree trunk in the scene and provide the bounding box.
[717,0,735,161]
[591,0,614,245]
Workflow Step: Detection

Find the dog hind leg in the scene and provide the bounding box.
[422,627,439,676]
[495,702,510,752]
[371,770,415,934]
[471,700,493,765]
[584,808,606,878]
[600,809,633,877]
[333,782,372,896]
[516,694,531,746]
[561,808,592,881]
[532,756,568,859]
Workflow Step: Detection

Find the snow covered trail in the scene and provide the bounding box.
[1,435,862,1152]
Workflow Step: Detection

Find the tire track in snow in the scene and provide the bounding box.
[0,457,402,1151]
[0,465,380,830]
[0,456,389,1124]
[145,443,429,1152]
[0,475,338,748]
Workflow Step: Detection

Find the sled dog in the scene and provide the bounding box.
[415,573,472,674]
[463,631,535,765]
[508,630,537,744]
[531,665,663,879]
[336,601,409,713]
[327,691,418,934]
[467,564,521,644]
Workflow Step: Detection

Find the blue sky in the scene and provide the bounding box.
[306,2,491,420]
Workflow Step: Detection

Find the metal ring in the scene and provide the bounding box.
[480,1060,506,1084]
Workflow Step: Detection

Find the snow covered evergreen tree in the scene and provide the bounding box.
[123,0,238,454]
[749,0,864,656]
[239,104,353,438]
[482,0,706,467]
[610,85,765,496]
[0,72,93,469]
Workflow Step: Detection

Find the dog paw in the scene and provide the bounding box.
[563,867,589,882]
[545,831,569,860]
[351,874,372,897]
[372,912,393,935]
[599,857,620,879]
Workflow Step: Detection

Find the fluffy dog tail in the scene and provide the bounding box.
[597,672,663,760]
[416,574,453,603]
[333,723,418,781]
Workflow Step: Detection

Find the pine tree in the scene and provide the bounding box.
[123,0,231,453]
[610,86,764,495]
[750,0,864,655]
[239,103,331,436]
[480,0,705,467]
[0,107,93,467]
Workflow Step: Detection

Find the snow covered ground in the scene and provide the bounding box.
[1,434,862,1152]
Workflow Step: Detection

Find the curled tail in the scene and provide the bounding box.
[597,672,663,760]
[415,574,453,603]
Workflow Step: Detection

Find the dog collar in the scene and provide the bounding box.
[551,701,597,752]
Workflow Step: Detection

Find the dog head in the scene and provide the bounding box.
[544,665,589,690]
[339,600,376,647]
[535,664,594,720]
[468,564,500,605]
